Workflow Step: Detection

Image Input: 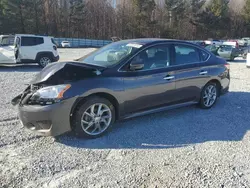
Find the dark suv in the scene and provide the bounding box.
[12,39,230,139]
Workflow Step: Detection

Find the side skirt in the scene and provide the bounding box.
[122,101,198,120]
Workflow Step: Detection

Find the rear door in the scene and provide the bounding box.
[173,44,207,103]
[217,45,232,59]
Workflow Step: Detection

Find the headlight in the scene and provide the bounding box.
[30,84,71,105]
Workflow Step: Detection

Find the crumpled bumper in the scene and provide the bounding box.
[16,97,77,137]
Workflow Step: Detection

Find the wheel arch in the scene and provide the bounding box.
[35,51,54,61]
[70,92,120,128]
[205,79,222,96]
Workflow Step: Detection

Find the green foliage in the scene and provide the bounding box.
[207,0,229,17]
[0,0,248,39]
[131,0,156,37]
[194,0,231,38]
[243,0,250,21]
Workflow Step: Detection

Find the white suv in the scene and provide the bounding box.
[14,34,59,67]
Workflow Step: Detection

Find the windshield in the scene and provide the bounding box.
[78,41,144,67]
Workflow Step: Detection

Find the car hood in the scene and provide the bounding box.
[31,61,105,84]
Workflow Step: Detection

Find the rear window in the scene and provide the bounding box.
[174,45,200,65]
[36,37,44,45]
[21,37,44,46]
[51,38,57,45]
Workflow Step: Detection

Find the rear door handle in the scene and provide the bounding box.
[199,71,208,75]
[164,76,175,80]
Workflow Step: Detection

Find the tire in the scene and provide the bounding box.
[38,55,52,68]
[230,55,235,61]
[199,82,219,109]
[72,97,116,139]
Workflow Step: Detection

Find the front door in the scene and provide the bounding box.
[121,44,177,114]
[217,45,233,60]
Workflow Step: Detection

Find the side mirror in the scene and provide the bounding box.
[130,59,144,71]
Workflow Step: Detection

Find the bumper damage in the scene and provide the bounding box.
[12,93,76,137]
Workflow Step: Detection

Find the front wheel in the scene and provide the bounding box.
[199,83,219,109]
[72,97,116,139]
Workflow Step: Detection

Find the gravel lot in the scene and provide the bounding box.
[1,49,250,188]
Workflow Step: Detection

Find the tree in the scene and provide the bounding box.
[243,0,250,32]
[194,0,230,38]
[0,0,248,40]
[131,0,156,37]
[69,0,85,37]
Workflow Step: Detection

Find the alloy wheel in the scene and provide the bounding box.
[81,103,112,136]
[203,85,217,107]
[39,57,51,67]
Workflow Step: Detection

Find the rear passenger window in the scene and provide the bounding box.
[200,50,210,61]
[21,37,44,46]
[174,45,200,65]
[36,37,44,45]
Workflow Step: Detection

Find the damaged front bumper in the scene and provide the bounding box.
[12,86,77,137]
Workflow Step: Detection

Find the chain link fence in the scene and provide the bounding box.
[54,38,112,48]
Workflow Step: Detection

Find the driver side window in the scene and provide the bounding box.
[131,45,171,71]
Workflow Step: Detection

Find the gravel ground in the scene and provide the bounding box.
[0,50,250,188]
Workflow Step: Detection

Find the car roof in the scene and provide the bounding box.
[15,34,53,38]
[117,38,196,46]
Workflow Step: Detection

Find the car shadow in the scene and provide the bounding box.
[57,91,250,149]
[0,64,42,72]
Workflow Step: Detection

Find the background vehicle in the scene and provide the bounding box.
[12,39,230,139]
[217,45,239,61]
[237,38,248,47]
[206,44,239,61]
[0,35,15,63]
[14,34,59,67]
[242,37,250,45]
[204,39,223,46]
[193,41,206,47]
[0,35,15,46]
[61,41,71,48]
[247,53,250,68]
[225,40,239,48]
[205,44,220,56]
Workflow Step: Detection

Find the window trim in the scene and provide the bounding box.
[118,43,173,72]
[173,44,203,65]
[118,42,211,73]
[36,37,44,45]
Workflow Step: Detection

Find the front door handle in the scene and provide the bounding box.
[164,75,175,80]
[199,71,208,75]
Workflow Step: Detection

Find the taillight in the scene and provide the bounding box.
[53,46,57,50]
[225,63,230,70]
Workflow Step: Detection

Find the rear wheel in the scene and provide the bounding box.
[199,82,219,109]
[72,97,115,139]
[38,56,52,68]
